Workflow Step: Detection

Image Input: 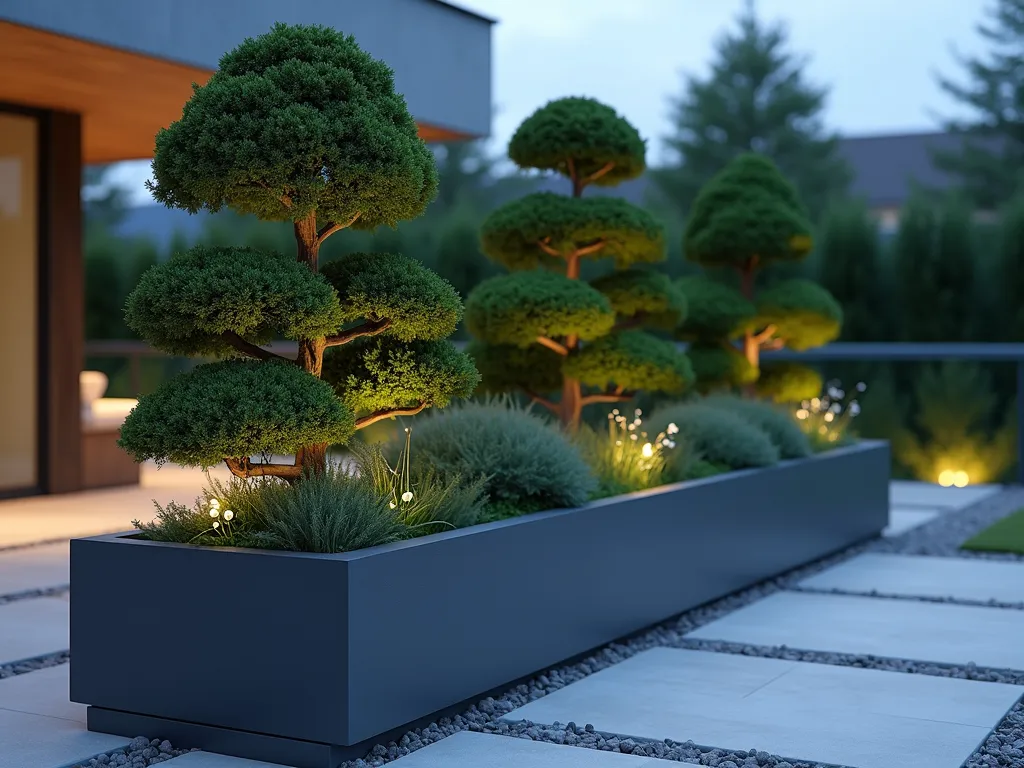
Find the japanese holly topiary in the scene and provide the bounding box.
[677,153,841,401]
[118,23,479,481]
[465,97,694,429]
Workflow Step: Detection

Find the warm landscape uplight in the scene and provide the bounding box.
[938,469,970,488]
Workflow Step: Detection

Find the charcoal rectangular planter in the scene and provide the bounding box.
[70,440,890,768]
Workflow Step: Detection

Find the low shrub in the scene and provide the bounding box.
[400,398,596,516]
[648,403,780,471]
[703,394,811,460]
[575,408,694,497]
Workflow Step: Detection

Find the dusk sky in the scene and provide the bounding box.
[107,0,989,205]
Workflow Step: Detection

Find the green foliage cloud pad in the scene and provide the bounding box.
[119,360,355,467]
[147,22,438,228]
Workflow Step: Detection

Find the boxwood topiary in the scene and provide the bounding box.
[702,394,811,460]
[648,402,779,471]
[400,400,596,515]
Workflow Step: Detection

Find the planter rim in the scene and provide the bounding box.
[86,439,886,561]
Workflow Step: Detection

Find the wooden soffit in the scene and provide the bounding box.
[0,21,467,164]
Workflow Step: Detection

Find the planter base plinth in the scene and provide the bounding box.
[87,707,349,768]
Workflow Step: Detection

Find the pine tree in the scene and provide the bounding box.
[933,0,1024,209]
[118,24,479,481]
[465,97,694,430]
[653,0,851,220]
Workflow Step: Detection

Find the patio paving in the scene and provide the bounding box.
[500,648,1021,768]
[140,751,286,767]
[686,591,1024,670]
[0,597,68,664]
[0,708,129,768]
[889,480,1002,510]
[883,506,940,536]
[383,731,660,768]
[0,664,81,723]
[799,553,1024,604]
[0,541,69,595]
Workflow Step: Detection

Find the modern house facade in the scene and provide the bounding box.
[0,0,493,498]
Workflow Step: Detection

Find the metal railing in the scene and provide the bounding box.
[85,340,1024,483]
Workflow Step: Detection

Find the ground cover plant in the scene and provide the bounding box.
[118,23,478,492]
[703,394,810,460]
[676,153,842,400]
[648,401,780,474]
[466,97,694,430]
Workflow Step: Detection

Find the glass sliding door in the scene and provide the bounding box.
[0,111,40,492]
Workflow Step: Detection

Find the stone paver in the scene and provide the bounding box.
[161,751,295,767]
[0,707,129,768]
[0,597,68,664]
[0,664,82,723]
[889,480,1001,510]
[883,508,940,537]
[687,591,1024,670]
[502,648,1021,768]
[0,541,69,595]
[799,553,1024,604]
[385,731,660,768]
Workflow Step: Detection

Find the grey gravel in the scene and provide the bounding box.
[70,736,199,767]
[0,584,69,605]
[0,650,68,680]
[13,485,1024,768]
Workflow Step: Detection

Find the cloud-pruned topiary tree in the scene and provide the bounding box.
[676,153,841,400]
[465,97,694,429]
[119,23,479,481]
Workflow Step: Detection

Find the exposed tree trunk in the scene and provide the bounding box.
[294,442,329,478]
[738,256,760,396]
[560,376,583,431]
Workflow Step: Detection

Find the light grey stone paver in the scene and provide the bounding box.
[687,591,1024,670]
[0,663,82,723]
[0,541,69,596]
[889,481,1001,510]
[502,648,1022,768]
[883,508,940,536]
[799,553,1024,604]
[0,707,129,768]
[0,597,68,664]
[385,731,660,768]
[160,751,297,767]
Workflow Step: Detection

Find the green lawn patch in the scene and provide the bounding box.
[961,507,1024,555]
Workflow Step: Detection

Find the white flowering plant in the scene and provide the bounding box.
[794,379,864,451]
[576,408,681,497]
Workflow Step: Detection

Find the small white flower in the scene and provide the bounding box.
[630,433,638,441]
[208,499,220,509]
[849,402,861,416]
[634,408,642,417]
[209,508,220,518]
[389,501,397,509]
[401,491,414,503]
[212,521,220,529]
[641,443,654,458]
[856,382,867,392]
[223,510,234,521]
[666,440,676,449]
[667,423,679,435]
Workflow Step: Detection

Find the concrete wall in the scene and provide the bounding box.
[0,0,493,137]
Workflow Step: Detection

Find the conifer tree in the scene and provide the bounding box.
[119,23,479,480]
[465,97,694,429]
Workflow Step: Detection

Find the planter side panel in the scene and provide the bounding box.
[70,539,350,744]
[342,442,889,744]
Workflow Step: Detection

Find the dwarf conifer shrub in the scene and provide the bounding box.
[119,23,478,484]
[676,154,842,399]
[466,97,694,430]
[404,400,596,515]
[649,403,779,471]
[703,394,811,460]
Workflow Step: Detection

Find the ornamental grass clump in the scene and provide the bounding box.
[118,23,478,487]
[676,154,842,400]
[575,408,692,497]
[466,97,694,430]
[403,398,596,518]
[796,380,864,452]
